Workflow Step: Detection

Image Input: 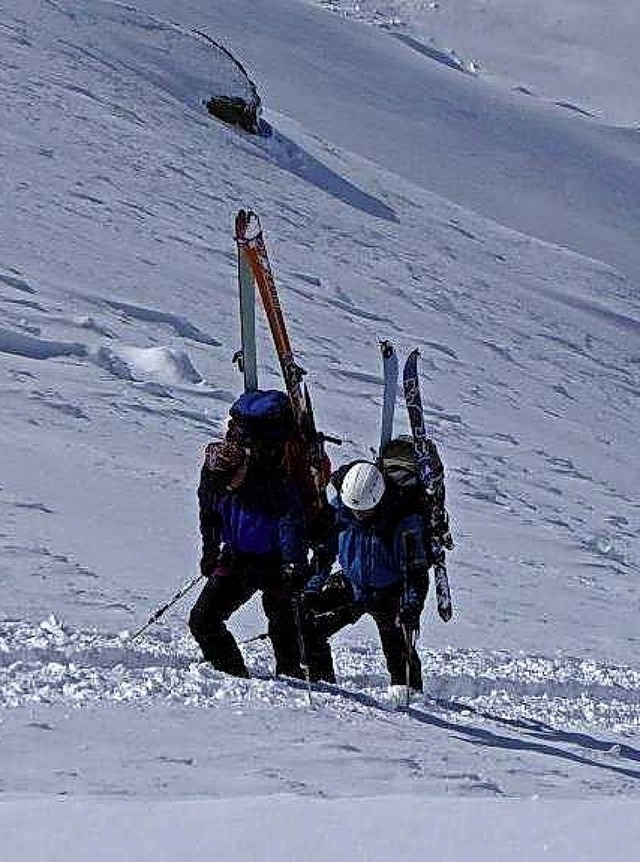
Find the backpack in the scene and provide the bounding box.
[227,389,295,448]
[379,436,452,549]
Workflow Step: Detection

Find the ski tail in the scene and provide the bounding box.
[402,348,453,622]
[235,210,305,400]
[379,339,398,457]
[234,210,337,537]
[433,561,452,622]
[402,349,443,493]
[234,211,258,391]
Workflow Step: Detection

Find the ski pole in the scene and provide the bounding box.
[318,431,342,446]
[291,593,313,707]
[401,623,412,711]
[130,573,205,641]
[240,631,270,645]
[312,605,353,621]
[401,531,418,709]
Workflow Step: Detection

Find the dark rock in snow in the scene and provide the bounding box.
[205,94,260,134]
[196,30,262,134]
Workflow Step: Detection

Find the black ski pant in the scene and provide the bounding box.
[310,582,423,690]
[189,555,305,679]
[189,555,335,682]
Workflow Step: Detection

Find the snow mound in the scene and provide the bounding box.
[93,344,203,385]
[52,0,260,118]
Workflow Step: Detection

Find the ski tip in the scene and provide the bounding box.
[379,339,395,358]
[235,209,261,241]
[231,348,245,372]
[243,210,262,240]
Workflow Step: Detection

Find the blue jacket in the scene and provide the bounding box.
[198,463,307,564]
[333,498,428,603]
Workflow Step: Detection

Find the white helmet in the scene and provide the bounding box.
[340,462,386,511]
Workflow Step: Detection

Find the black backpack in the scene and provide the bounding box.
[379,436,452,549]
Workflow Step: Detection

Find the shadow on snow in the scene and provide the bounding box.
[294,679,640,783]
[251,122,398,223]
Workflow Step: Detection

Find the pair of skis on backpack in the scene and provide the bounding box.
[379,341,453,623]
[232,209,452,622]
[233,210,339,534]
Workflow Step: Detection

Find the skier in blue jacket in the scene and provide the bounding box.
[189,438,316,680]
[304,460,430,693]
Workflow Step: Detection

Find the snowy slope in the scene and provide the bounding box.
[319,0,640,125]
[1,0,639,858]
[131,0,640,283]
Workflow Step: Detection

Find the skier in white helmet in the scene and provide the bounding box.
[303,458,430,698]
[339,461,387,513]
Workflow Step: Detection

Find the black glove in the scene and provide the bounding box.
[280,562,308,592]
[199,547,220,578]
[310,543,335,577]
[301,567,328,610]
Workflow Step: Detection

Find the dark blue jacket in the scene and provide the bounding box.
[333,497,428,603]
[198,463,306,564]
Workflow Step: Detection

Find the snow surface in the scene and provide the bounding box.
[1,0,639,858]
[317,0,640,125]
